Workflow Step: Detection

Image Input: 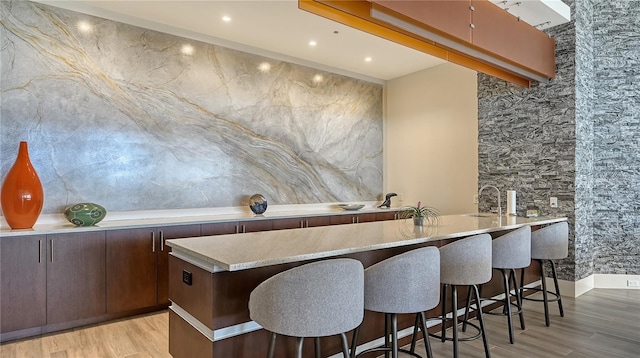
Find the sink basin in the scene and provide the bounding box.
[463,213,496,217]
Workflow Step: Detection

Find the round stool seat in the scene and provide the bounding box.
[249,258,364,358]
[522,221,569,327]
[531,221,569,260]
[364,246,440,314]
[440,234,492,286]
[354,247,440,358]
[431,234,492,358]
[493,226,531,269]
[470,226,531,344]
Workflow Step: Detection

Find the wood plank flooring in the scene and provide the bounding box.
[1,289,638,357]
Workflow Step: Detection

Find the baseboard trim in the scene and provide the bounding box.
[556,274,640,298]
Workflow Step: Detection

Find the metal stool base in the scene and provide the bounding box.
[521,259,564,327]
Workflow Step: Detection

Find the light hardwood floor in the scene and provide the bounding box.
[1,289,639,357]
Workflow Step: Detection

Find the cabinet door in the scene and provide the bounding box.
[375,211,399,221]
[46,231,106,324]
[238,220,273,233]
[106,228,158,313]
[306,216,332,228]
[157,225,201,305]
[357,213,377,223]
[330,214,357,225]
[271,218,304,230]
[0,235,46,333]
[201,222,240,236]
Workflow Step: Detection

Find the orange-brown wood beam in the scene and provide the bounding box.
[299,0,548,87]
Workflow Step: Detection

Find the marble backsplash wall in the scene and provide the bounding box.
[0,1,383,214]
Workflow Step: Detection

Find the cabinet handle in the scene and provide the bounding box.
[160,231,165,252]
[235,225,240,234]
[50,239,54,262]
[38,239,42,263]
[152,232,156,253]
[300,220,304,228]
[242,225,246,233]
[305,220,309,228]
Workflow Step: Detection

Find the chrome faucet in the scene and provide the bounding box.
[478,185,501,218]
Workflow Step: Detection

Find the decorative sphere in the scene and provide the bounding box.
[248,194,268,215]
[64,203,107,226]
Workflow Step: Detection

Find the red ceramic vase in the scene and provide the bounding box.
[1,142,44,229]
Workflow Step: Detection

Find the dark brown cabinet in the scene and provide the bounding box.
[330,212,378,225]
[106,228,158,314]
[1,210,401,341]
[201,220,272,236]
[106,225,201,313]
[271,216,332,230]
[375,211,401,221]
[0,235,46,333]
[46,231,106,324]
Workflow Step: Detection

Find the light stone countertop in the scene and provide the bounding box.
[166,214,567,272]
[0,202,397,236]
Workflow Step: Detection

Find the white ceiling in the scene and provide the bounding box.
[34,0,569,83]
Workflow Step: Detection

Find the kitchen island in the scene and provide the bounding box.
[166,213,566,358]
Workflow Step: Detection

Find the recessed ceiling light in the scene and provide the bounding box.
[365,57,373,62]
[77,21,92,33]
[309,40,317,47]
[313,74,323,83]
[181,44,194,55]
[222,16,231,22]
[258,62,271,72]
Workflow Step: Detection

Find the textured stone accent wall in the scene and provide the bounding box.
[590,0,640,275]
[574,0,595,280]
[0,1,383,214]
[479,0,640,279]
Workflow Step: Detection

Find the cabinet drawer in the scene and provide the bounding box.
[169,255,213,330]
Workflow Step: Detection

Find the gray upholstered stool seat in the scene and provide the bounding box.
[421,234,492,358]
[249,258,364,358]
[521,221,569,327]
[352,247,440,358]
[465,226,531,344]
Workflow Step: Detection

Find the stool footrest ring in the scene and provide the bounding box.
[429,319,482,342]
[522,287,561,302]
[481,298,524,316]
[356,347,423,358]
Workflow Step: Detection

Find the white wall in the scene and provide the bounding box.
[384,63,478,215]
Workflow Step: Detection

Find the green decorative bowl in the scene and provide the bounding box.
[63,203,107,226]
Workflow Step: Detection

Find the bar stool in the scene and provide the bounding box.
[352,247,440,358]
[464,226,531,344]
[427,234,493,358]
[521,221,568,327]
[248,258,364,358]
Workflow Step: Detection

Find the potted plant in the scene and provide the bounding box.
[400,201,440,226]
